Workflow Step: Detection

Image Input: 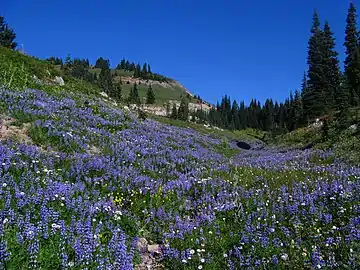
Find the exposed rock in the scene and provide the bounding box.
[135,238,164,270]
[0,116,32,143]
[54,76,65,86]
[32,75,43,85]
[136,238,148,252]
[147,244,161,255]
[87,145,101,155]
[100,92,109,98]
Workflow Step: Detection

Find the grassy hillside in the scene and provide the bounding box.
[149,114,267,143]
[271,108,360,164]
[0,46,100,95]
[1,46,360,269]
[0,47,197,105]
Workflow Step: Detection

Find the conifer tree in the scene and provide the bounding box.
[120,58,126,69]
[292,89,303,130]
[134,64,141,78]
[344,2,359,105]
[128,83,140,104]
[63,54,73,76]
[178,97,189,121]
[98,65,113,96]
[146,84,155,104]
[142,63,148,77]
[335,75,350,111]
[125,60,130,70]
[322,21,340,111]
[303,10,326,119]
[95,57,109,70]
[170,103,178,119]
[166,102,171,117]
[0,16,17,49]
[115,82,122,101]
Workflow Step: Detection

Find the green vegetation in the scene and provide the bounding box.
[149,114,266,143]
[0,16,17,49]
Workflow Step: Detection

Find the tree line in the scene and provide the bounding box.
[192,3,360,133]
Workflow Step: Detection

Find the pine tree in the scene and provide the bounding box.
[125,60,130,70]
[134,64,141,78]
[335,74,350,111]
[351,47,360,105]
[322,21,341,111]
[146,84,155,104]
[238,101,247,129]
[63,54,73,76]
[0,16,17,49]
[303,10,326,120]
[166,102,171,117]
[114,82,122,101]
[98,66,113,96]
[170,103,178,119]
[292,89,303,130]
[120,58,126,69]
[344,2,359,106]
[178,97,189,121]
[95,57,109,70]
[142,63,148,78]
[128,83,141,104]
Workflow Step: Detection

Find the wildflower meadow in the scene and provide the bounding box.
[0,88,359,269]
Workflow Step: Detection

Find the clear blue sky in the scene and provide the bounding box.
[2,0,352,105]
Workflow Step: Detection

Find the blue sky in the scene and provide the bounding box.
[2,0,352,105]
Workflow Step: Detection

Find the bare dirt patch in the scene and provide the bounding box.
[0,116,32,143]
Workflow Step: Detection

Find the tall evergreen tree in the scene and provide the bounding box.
[125,60,130,70]
[336,74,350,111]
[165,102,171,117]
[95,57,109,70]
[170,103,178,119]
[134,64,141,78]
[344,1,359,105]
[292,89,303,130]
[321,21,341,111]
[303,10,326,119]
[146,84,156,104]
[0,16,17,49]
[120,58,126,69]
[177,97,189,121]
[128,83,141,104]
[98,65,114,96]
[142,63,148,76]
[114,82,122,101]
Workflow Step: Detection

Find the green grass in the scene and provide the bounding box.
[0,46,101,96]
[90,67,191,104]
[120,83,186,104]
[148,114,266,143]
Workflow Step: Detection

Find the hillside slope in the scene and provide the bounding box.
[0,86,359,269]
[1,46,360,269]
[0,46,212,114]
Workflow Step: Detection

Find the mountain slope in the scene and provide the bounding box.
[0,46,212,111]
